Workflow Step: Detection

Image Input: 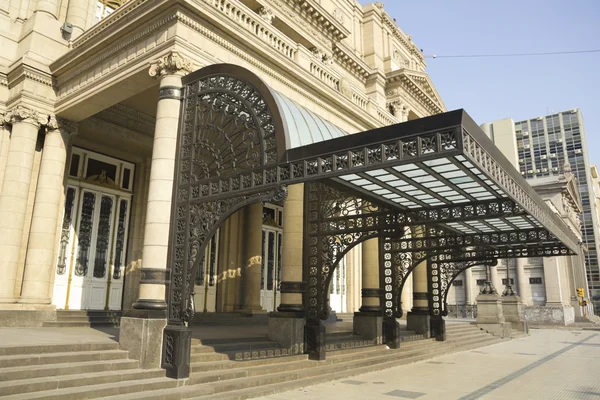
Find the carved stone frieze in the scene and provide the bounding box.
[4,105,49,128]
[149,51,193,78]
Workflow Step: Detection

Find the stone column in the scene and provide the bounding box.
[401,273,413,315]
[465,268,474,305]
[277,183,304,312]
[65,0,89,38]
[0,106,47,303]
[490,264,502,293]
[269,184,305,355]
[35,0,58,18]
[516,258,532,305]
[123,52,192,373]
[359,238,381,312]
[354,238,383,344]
[237,202,265,314]
[407,256,430,338]
[19,117,77,304]
[132,51,192,313]
[543,257,564,305]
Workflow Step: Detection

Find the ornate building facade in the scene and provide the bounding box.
[0,0,446,323]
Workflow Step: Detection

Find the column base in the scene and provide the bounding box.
[0,296,17,304]
[236,306,267,315]
[132,299,167,311]
[277,304,304,313]
[406,309,430,338]
[353,312,382,344]
[17,296,51,304]
[268,311,305,355]
[119,317,167,370]
[304,320,326,361]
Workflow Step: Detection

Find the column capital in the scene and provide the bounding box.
[47,116,78,137]
[4,105,49,128]
[149,51,193,78]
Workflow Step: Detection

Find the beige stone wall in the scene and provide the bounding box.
[0,0,446,309]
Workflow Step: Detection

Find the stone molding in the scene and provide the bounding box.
[361,288,383,298]
[47,116,78,136]
[52,8,399,133]
[4,105,49,128]
[96,104,155,137]
[149,51,193,78]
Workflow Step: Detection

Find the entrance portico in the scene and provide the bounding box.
[130,63,580,379]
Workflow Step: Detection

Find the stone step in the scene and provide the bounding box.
[1,377,178,400]
[0,342,119,357]
[190,354,309,372]
[201,340,282,353]
[52,315,121,322]
[185,338,505,399]
[0,350,129,368]
[42,321,120,328]
[0,368,165,396]
[188,359,316,385]
[0,359,139,382]
[98,332,502,400]
[190,352,231,363]
[194,337,269,346]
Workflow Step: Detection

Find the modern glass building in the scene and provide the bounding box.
[483,109,600,305]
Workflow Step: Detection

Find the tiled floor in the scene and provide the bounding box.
[255,329,600,400]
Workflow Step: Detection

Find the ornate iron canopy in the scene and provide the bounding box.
[161,63,580,378]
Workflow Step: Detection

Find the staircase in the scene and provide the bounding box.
[0,322,506,399]
[42,310,122,328]
[0,342,173,399]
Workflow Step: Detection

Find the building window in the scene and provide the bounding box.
[502,278,515,285]
[529,277,543,284]
[453,280,463,287]
[476,279,486,286]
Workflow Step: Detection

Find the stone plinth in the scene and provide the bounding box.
[501,295,528,333]
[476,294,511,338]
[119,316,166,369]
[353,312,382,344]
[267,312,305,355]
[476,294,505,324]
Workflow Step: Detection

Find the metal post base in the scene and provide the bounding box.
[161,324,192,379]
[430,316,446,341]
[383,317,401,349]
[304,320,326,361]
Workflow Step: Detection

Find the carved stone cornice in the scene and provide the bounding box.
[4,105,49,128]
[8,64,54,88]
[333,42,372,83]
[265,0,349,46]
[386,70,444,116]
[149,51,193,78]
[47,116,79,137]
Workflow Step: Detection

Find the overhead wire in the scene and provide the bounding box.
[426,49,600,59]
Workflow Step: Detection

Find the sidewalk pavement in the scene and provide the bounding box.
[256,329,600,400]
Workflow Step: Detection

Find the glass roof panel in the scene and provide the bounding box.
[393,164,418,172]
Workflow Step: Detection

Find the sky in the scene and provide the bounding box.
[358,0,600,166]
